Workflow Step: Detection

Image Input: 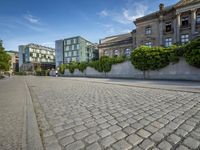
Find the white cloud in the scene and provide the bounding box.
[99,10,108,17]
[99,2,148,24]
[24,12,40,24]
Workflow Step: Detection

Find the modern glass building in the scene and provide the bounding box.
[18,43,55,71]
[55,36,98,67]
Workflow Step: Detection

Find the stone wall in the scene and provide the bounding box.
[51,58,200,81]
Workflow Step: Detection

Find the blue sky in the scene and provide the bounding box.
[0,0,179,50]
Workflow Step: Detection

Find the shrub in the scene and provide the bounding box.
[184,38,200,68]
[131,46,171,71]
[78,62,87,72]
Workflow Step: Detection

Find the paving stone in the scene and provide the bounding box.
[45,142,61,150]
[175,145,189,150]
[175,129,188,137]
[65,140,85,150]
[84,134,100,144]
[131,123,144,130]
[117,122,129,128]
[73,125,87,133]
[158,141,172,150]
[99,122,110,129]
[145,125,159,133]
[86,142,101,150]
[126,134,143,146]
[112,140,132,150]
[60,136,74,147]
[98,129,111,138]
[123,126,136,135]
[150,132,164,143]
[108,125,122,133]
[112,130,127,140]
[167,134,181,145]
[56,129,75,139]
[180,124,194,132]
[151,121,164,129]
[137,129,151,138]
[139,139,154,150]
[183,137,200,149]
[74,130,89,140]
[100,136,116,148]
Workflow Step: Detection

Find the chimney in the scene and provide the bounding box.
[159,3,164,11]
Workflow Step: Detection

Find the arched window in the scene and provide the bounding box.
[125,48,131,56]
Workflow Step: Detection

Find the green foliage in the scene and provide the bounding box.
[78,62,87,72]
[184,38,200,68]
[58,56,127,74]
[0,40,11,71]
[131,46,181,71]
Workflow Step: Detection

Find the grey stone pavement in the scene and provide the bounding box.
[0,77,26,150]
[25,76,200,150]
[1,76,200,150]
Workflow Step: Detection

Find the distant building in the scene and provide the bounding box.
[6,51,19,72]
[55,36,98,67]
[98,33,133,58]
[18,43,55,71]
[134,0,200,47]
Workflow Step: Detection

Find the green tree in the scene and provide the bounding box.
[0,40,11,72]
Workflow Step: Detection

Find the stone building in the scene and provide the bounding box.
[98,33,133,58]
[134,0,200,47]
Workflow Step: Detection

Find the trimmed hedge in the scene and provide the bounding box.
[59,56,127,74]
[184,38,200,68]
[131,45,183,71]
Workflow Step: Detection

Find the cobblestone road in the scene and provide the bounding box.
[27,77,200,150]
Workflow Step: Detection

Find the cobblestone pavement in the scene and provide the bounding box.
[27,76,200,150]
[0,77,26,150]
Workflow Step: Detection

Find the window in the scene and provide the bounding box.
[166,22,172,32]
[68,51,72,57]
[72,45,75,50]
[65,46,70,51]
[125,49,131,56]
[114,50,119,56]
[73,51,77,56]
[67,40,71,45]
[64,52,68,57]
[165,38,172,47]
[181,34,189,44]
[182,16,189,27]
[145,42,152,47]
[145,27,152,35]
[197,14,200,24]
[76,44,80,50]
[73,39,77,44]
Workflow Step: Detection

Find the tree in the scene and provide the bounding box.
[0,40,11,72]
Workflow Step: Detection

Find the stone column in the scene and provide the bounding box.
[176,13,181,43]
[191,9,197,38]
[159,15,163,46]
[173,19,177,43]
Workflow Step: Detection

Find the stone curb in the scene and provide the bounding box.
[22,81,44,150]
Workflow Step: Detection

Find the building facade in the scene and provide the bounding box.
[55,36,98,67]
[134,0,200,47]
[6,51,19,72]
[98,33,133,58]
[19,43,55,71]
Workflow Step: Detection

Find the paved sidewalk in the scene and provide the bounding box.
[0,76,43,150]
[0,77,26,150]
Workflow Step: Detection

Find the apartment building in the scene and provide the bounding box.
[55,36,98,67]
[6,51,19,72]
[19,43,55,71]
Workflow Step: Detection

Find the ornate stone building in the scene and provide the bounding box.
[98,33,133,58]
[134,0,200,47]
